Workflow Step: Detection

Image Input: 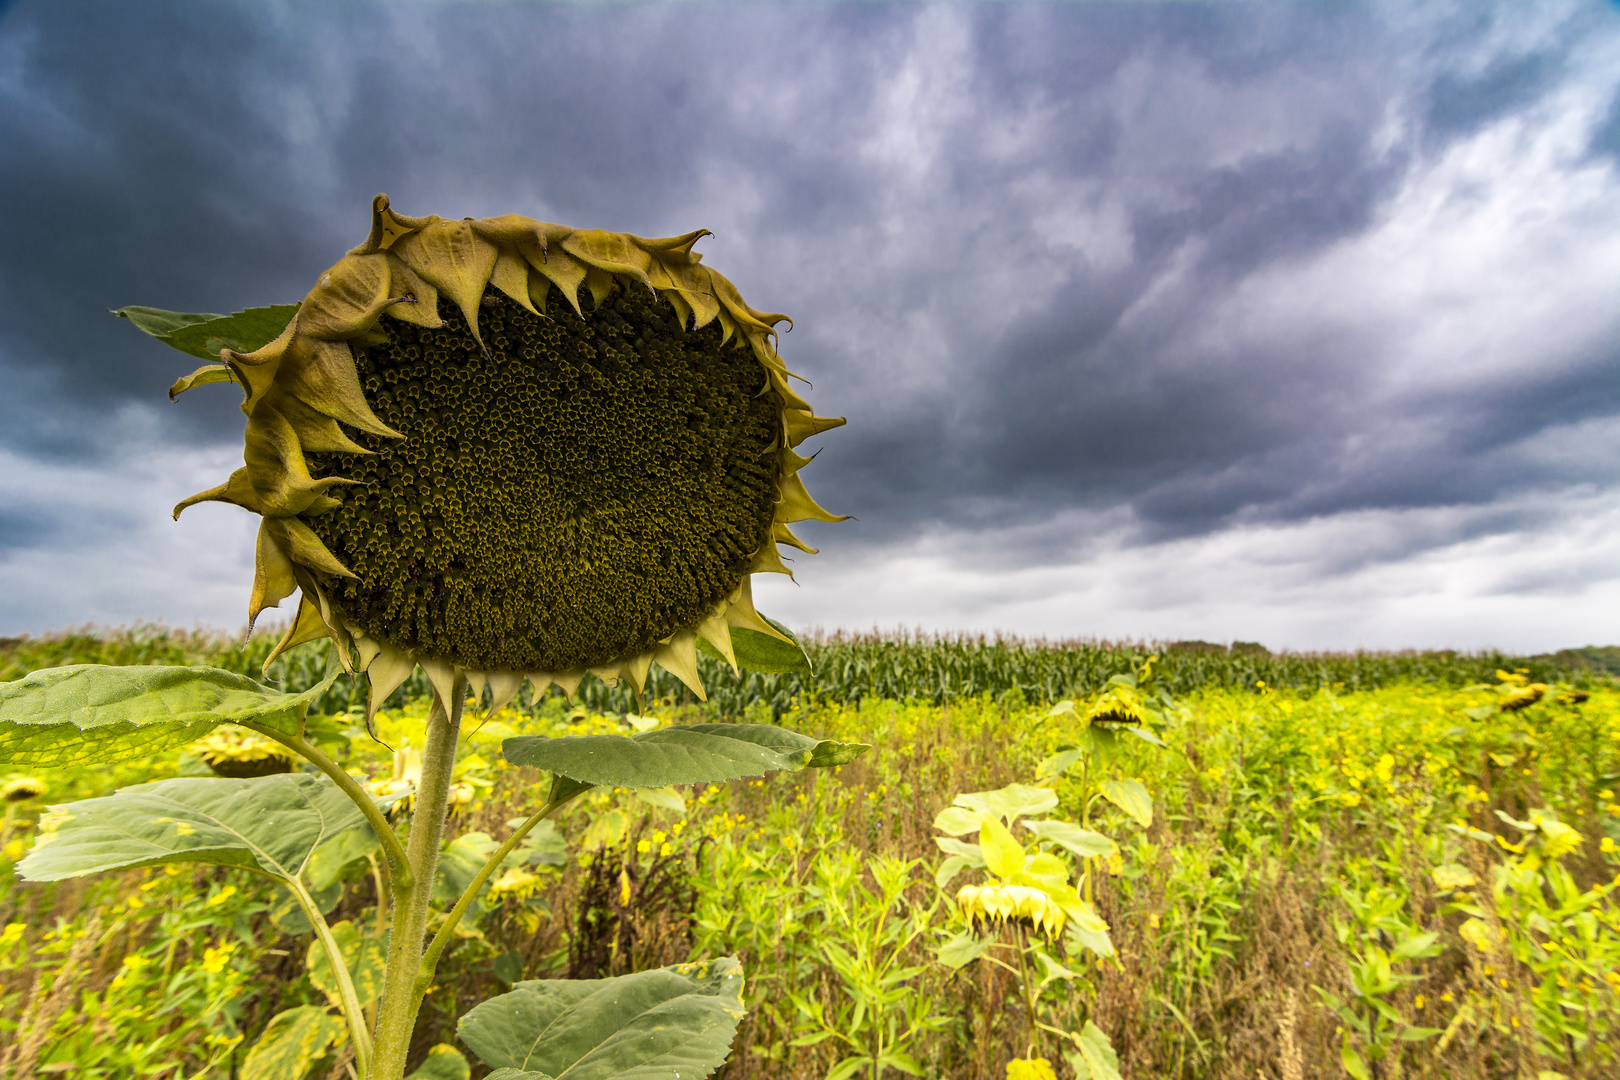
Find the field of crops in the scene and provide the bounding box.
[3,627,1619,1080]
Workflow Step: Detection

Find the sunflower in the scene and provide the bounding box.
[161,194,843,725]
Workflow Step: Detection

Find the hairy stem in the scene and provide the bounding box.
[287,874,374,1078]
[242,721,412,895]
[419,797,563,980]
[369,679,465,1080]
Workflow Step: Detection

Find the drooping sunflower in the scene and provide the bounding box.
[161,194,844,723]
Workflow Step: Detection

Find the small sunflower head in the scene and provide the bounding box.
[191,730,296,778]
[157,195,844,723]
[3,777,46,803]
[956,882,1067,937]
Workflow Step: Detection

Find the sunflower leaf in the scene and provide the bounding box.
[0,664,339,767]
[699,619,813,676]
[116,304,299,363]
[457,958,746,1080]
[241,1006,348,1080]
[17,773,371,884]
[503,723,869,789]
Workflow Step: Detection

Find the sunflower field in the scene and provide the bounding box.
[2,627,1618,1080]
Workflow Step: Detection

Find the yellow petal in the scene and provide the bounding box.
[242,402,362,515]
[419,657,460,709]
[485,671,526,717]
[747,540,794,578]
[173,467,263,519]
[169,363,235,401]
[724,579,793,643]
[277,336,400,440]
[624,651,654,696]
[265,517,356,579]
[351,630,383,673]
[551,671,585,699]
[526,269,553,315]
[263,594,333,676]
[366,642,416,731]
[490,248,540,315]
[588,663,623,689]
[784,410,846,448]
[390,219,499,345]
[694,606,736,672]
[248,521,299,629]
[772,522,817,554]
[264,388,373,455]
[349,193,437,255]
[653,630,705,701]
[583,266,615,311]
[525,247,587,317]
[559,229,654,286]
[296,253,403,339]
[381,253,444,329]
[775,472,847,524]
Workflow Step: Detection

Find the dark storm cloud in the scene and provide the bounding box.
[1,0,1618,627]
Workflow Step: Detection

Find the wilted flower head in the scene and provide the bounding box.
[154,195,844,724]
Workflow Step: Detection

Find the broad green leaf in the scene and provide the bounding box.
[304,824,380,892]
[935,931,992,970]
[1125,726,1167,748]
[0,664,340,767]
[580,809,631,853]
[513,819,567,868]
[270,879,340,936]
[457,957,746,1080]
[484,1072,554,1080]
[635,786,687,815]
[1065,1021,1122,1080]
[1013,852,1070,893]
[18,773,370,884]
[934,854,976,889]
[406,1045,472,1080]
[1023,820,1119,860]
[1032,947,1080,988]
[1060,897,1115,958]
[977,813,1026,879]
[503,724,869,789]
[308,920,387,1007]
[932,806,980,836]
[433,832,500,906]
[242,1006,346,1080]
[117,303,299,364]
[697,619,813,676]
[1339,1041,1372,1080]
[1034,749,1085,781]
[953,784,1058,826]
[1098,779,1152,828]
[933,836,985,862]
[408,1049,473,1080]
[114,305,222,339]
[1431,864,1475,890]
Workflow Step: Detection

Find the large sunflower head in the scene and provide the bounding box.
[151,195,844,722]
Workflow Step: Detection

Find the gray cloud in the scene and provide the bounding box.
[1,0,1617,643]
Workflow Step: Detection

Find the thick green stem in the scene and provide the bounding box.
[286,875,374,1078]
[242,721,412,895]
[370,679,465,1080]
[419,797,563,979]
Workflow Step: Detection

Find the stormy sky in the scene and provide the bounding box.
[1,0,1617,652]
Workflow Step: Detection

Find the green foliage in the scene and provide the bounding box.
[17,773,369,882]
[242,1005,348,1080]
[502,723,870,789]
[115,303,300,364]
[456,958,746,1079]
[0,665,338,767]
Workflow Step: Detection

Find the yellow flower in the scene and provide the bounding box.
[191,730,295,778]
[2,777,45,803]
[2,840,24,862]
[1601,837,1616,855]
[200,941,235,974]
[1006,1060,1056,1080]
[142,195,844,723]
[206,885,237,908]
[636,840,651,854]
[0,922,23,947]
[488,867,541,901]
[1414,994,1426,1010]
